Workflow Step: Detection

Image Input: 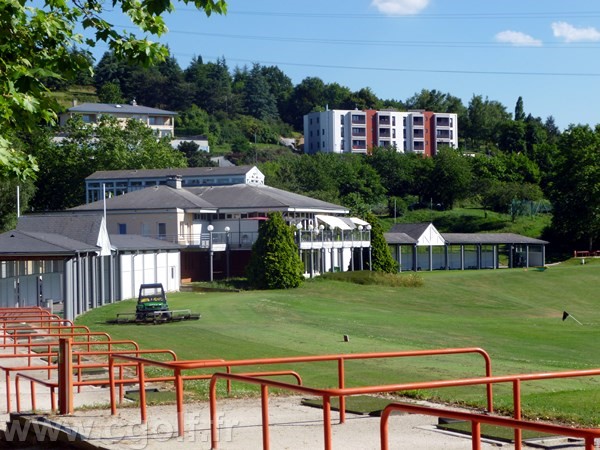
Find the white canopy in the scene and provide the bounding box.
[349,217,370,226]
[315,215,353,230]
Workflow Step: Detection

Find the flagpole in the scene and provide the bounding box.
[562,311,583,325]
[103,183,106,223]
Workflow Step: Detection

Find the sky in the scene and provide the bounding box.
[90,0,600,130]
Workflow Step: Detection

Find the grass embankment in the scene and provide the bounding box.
[77,259,600,425]
[381,207,551,238]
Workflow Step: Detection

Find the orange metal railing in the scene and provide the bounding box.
[108,354,303,435]
[1,338,141,412]
[209,366,600,450]
[109,347,493,438]
[6,307,598,450]
[14,348,178,413]
[380,402,600,450]
[1,324,90,347]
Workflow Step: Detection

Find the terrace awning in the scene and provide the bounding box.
[315,215,353,230]
[349,217,370,227]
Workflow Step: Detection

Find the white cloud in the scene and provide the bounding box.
[552,21,600,42]
[495,30,542,47]
[371,0,430,16]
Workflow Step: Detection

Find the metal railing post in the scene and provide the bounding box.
[58,337,73,415]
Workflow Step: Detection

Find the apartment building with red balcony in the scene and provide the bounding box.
[304,108,458,156]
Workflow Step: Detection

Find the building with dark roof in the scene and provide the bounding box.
[0,214,182,320]
[59,101,177,138]
[385,223,548,271]
[85,166,265,203]
[69,180,370,280]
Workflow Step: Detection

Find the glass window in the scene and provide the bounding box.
[158,223,166,239]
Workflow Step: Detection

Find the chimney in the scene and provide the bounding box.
[166,175,182,189]
[72,99,78,107]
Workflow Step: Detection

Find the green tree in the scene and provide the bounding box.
[545,125,600,251]
[463,95,511,150]
[0,177,36,232]
[97,82,125,103]
[426,148,472,209]
[497,121,527,153]
[406,89,467,115]
[514,96,526,121]
[480,180,543,215]
[260,65,293,119]
[185,57,233,115]
[178,141,217,167]
[285,77,327,129]
[30,116,187,210]
[243,64,279,121]
[323,82,353,110]
[348,87,381,110]
[0,0,226,180]
[246,212,304,289]
[364,212,398,273]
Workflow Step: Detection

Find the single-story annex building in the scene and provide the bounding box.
[385,223,548,271]
[0,214,182,320]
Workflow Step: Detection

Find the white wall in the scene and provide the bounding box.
[119,251,181,300]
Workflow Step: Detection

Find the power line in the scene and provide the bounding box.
[189,55,600,78]
[178,8,600,20]
[113,24,600,50]
[89,41,600,77]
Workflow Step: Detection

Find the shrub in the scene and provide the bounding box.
[246,212,304,289]
[319,271,423,288]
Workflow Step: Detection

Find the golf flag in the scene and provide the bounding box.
[562,311,583,325]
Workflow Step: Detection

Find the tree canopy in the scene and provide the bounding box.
[0,0,226,180]
[546,125,600,251]
[30,116,187,210]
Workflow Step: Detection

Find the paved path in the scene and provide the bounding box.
[8,396,518,450]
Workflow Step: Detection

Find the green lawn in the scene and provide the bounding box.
[76,259,600,425]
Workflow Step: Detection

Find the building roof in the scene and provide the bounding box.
[17,214,104,247]
[441,233,549,245]
[74,182,347,215]
[188,184,348,213]
[383,232,417,245]
[86,165,258,181]
[388,223,433,240]
[71,185,217,212]
[385,223,549,246]
[67,102,176,116]
[0,230,98,256]
[109,235,183,251]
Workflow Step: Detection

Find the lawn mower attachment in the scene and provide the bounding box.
[107,283,200,324]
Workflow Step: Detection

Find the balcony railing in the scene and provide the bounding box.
[296,229,371,249]
[137,229,371,251]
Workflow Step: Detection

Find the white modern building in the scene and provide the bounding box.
[304,109,458,157]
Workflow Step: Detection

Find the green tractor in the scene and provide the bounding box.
[135,283,171,322]
[108,283,200,324]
